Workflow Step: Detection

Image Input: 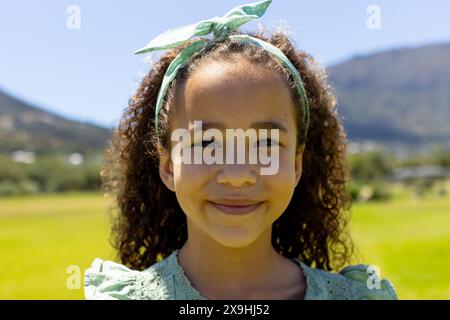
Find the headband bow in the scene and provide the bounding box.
[134,0,272,54]
[134,0,309,138]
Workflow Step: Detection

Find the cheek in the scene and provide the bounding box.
[267,149,297,184]
[263,150,298,210]
[172,163,213,211]
[174,163,212,185]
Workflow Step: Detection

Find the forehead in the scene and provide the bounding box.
[171,60,297,130]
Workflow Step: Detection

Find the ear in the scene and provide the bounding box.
[158,144,175,192]
[294,144,305,188]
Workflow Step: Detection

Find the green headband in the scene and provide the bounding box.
[134,0,309,137]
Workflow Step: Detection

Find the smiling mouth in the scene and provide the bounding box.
[207,200,264,215]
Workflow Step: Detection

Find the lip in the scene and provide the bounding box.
[207,199,264,215]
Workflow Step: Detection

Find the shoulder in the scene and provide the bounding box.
[298,262,398,300]
[84,253,181,300]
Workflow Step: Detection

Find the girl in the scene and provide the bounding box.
[84,0,397,300]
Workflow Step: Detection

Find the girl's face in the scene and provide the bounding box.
[159,59,304,248]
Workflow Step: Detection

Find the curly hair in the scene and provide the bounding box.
[101,27,353,272]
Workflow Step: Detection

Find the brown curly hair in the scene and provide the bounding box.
[101,28,353,272]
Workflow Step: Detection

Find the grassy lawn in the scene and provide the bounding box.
[0,192,449,299]
[350,196,450,299]
[0,192,114,299]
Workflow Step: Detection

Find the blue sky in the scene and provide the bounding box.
[1,0,449,129]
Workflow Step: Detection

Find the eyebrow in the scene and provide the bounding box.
[190,121,288,133]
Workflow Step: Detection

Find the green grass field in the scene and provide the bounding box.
[0,191,449,299]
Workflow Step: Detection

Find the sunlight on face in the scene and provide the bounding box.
[168,59,304,248]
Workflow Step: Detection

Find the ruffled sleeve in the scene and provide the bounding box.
[339,264,398,300]
[84,258,140,300]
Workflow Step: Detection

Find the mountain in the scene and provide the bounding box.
[328,42,450,144]
[0,90,111,154]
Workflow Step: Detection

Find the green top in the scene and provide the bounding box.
[84,249,398,300]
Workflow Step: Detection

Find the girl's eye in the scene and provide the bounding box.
[256,138,279,148]
[192,140,217,148]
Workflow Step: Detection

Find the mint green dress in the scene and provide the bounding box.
[84,249,398,300]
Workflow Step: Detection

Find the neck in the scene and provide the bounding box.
[177,220,300,299]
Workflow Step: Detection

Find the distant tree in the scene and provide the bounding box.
[348,151,393,183]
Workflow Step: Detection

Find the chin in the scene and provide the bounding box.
[209,228,262,248]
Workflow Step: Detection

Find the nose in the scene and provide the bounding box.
[216,164,258,187]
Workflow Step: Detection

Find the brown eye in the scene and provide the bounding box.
[256,138,279,148]
[202,140,215,148]
[191,139,215,148]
